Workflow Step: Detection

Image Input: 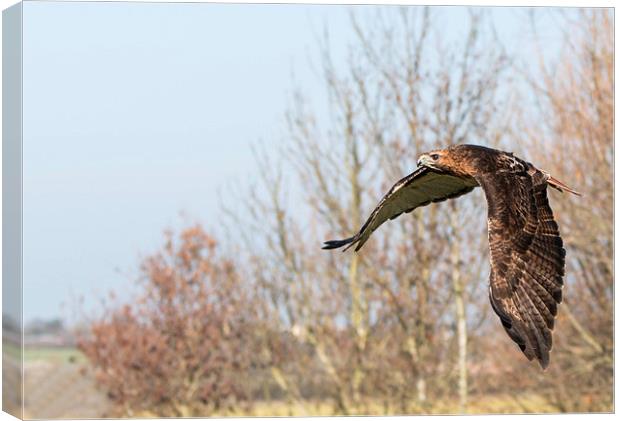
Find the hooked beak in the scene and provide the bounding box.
[417,154,443,172]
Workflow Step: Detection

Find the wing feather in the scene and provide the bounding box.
[322,167,478,252]
[479,165,565,369]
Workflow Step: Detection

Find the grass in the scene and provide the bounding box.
[3,343,87,364]
[2,341,86,363]
[23,346,86,363]
[214,394,558,416]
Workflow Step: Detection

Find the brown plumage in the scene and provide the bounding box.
[322,144,580,369]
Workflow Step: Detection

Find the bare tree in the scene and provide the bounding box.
[518,9,613,412]
[225,7,512,414]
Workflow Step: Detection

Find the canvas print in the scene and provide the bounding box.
[2,1,613,418]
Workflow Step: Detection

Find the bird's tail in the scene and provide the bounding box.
[545,173,582,196]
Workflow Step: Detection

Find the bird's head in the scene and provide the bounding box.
[416,145,480,177]
[416,149,449,172]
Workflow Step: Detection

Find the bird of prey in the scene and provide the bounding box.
[322,144,580,369]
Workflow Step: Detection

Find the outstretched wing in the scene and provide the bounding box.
[322,167,478,252]
[478,167,565,369]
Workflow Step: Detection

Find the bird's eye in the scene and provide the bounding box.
[431,154,440,160]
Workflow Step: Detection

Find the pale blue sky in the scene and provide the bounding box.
[21,2,570,323]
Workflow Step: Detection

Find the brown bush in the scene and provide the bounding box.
[78,225,259,417]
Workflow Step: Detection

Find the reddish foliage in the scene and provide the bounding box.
[78,225,258,417]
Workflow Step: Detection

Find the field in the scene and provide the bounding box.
[23,346,85,364]
[12,345,561,418]
[230,396,556,417]
[129,396,556,418]
[19,346,109,419]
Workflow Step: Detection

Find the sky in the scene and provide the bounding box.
[18,1,574,323]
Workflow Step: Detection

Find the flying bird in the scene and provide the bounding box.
[322,144,580,369]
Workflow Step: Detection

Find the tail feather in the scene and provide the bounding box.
[545,174,582,196]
